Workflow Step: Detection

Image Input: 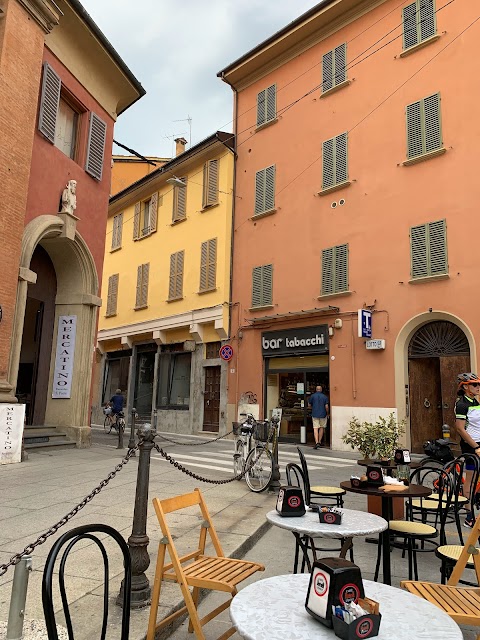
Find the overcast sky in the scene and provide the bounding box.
[80,1,317,158]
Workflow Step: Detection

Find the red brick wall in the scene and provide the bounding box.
[0,0,45,383]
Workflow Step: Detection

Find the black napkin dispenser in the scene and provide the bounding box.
[394,448,411,464]
[332,613,381,639]
[366,466,384,486]
[276,486,306,517]
[319,509,342,525]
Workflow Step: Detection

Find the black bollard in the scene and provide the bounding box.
[128,408,137,454]
[117,421,156,608]
[269,418,281,492]
[116,415,124,450]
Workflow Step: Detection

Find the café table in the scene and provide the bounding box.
[230,574,463,640]
[340,481,431,585]
[356,459,422,470]
[266,509,387,573]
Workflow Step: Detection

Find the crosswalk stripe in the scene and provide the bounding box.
[151,456,233,473]
[167,448,355,468]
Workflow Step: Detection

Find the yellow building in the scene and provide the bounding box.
[95,132,235,433]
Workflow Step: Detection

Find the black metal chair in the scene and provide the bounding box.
[297,447,345,507]
[42,524,131,640]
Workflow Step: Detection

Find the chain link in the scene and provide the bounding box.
[156,428,235,446]
[0,445,139,577]
[153,426,275,484]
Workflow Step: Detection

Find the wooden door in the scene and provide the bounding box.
[409,358,442,452]
[203,366,221,432]
[439,355,470,443]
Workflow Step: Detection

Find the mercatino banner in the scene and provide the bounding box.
[0,404,25,464]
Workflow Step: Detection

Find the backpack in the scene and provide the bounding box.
[423,439,454,464]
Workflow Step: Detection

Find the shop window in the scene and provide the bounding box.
[157,351,191,409]
[403,0,436,50]
[256,84,277,127]
[206,342,221,359]
[134,348,156,418]
[321,244,348,295]
[322,43,347,93]
[410,219,447,279]
[406,93,442,161]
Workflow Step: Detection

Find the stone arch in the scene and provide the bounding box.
[394,311,476,448]
[9,215,101,446]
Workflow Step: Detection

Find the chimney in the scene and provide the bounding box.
[174,137,187,157]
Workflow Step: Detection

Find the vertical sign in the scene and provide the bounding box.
[0,404,25,464]
[52,315,77,399]
[357,309,372,339]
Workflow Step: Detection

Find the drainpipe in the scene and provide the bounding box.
[351,317,357,400]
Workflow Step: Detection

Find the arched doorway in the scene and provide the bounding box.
[408,321,470,452]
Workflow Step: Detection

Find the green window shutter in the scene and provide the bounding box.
[252,266,262,307]
[322,138,335,189]
[38,62,61,143]
[149,192,159,232]
[85,112,107,181]
[266,84,276,122]
[406,93,441,159]
[403,1,419,49]
[335,133,348,185]
[176,250,184,298]
[410,224,428,278]
[141,263,149,307]
[334,43,347,86]
[135,265,143,308]
[428,219,447,275]
[334,244,348,292]
[106,274,119,317]
[254,165,275,215]
[111,213,123,250]
[256,89,266,127]
[200,241,208,291]
[322,133,348,189]
[169,253,176,299]
[207,238,217,290]
[406,100,423,158]
[252,264,273,307]
[424,93,442,153]
[173,178,187,221]
[321,248,334,295]
[133,202,141,240]
[420,0,436,41]
[322,49,334,93]
[254,169,265,215]
[203,159,218,207]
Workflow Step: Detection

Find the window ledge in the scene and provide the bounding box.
[402,147,447,166]
[320,79,351,98]
[201,202,220,213]
[198,288,217,295]
[317,181,351,196]
[408,273,449,285]
[110,246,122,253]
[400,34,441,58]
[171,218,187,226]
[255,118,278,132]
[318,290,352,300]
[134,229,157,241]
[134,305,148,311]
[249,305,274,312]
[105,312,117,318]
[167,296,184,303]
[252,208,277,220]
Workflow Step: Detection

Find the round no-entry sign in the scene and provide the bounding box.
[219,344,234,361]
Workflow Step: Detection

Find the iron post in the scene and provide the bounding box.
[128,408,137,453]
[268,418,281,492]
[6,556,32,640]
[117,420,156,609]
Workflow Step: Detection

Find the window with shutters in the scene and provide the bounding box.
[199,238,217,293]
[254,165,276,217]
[85,112,107,181]
[321,245,349,296]
[402,0,436,51]
[105,274,119,317]
[410,219,447,280]
[111,213,123,251]
[133,193,160,240]
[322,43,348,94]
[134,263,150,309]
[172,178,188,222]
[168,250,185,301]
[405,93,443,161]
[251,264,273,308]
[55,98,78,159]
[202,160,219,209]
[321,133,349,191]
[256,84,277,128]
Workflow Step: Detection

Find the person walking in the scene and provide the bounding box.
[308,385,329,449]
[455,372,480,528]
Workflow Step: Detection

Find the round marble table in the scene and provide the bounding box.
[230,574,463,640]
[266,509,387,573]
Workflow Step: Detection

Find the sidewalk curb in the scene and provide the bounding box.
[149,519,273,640]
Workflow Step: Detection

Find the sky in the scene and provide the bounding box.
[80,1,318,158]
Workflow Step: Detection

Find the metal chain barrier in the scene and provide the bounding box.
[0,444,139,577]
[152,425,275,485]
[155,428,235,446]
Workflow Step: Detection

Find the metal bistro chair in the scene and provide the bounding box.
[297,447,345,507]
[42,524,131,640]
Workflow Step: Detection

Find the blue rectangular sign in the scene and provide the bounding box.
[358,309,372,339]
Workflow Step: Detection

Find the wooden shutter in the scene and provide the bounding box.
[169,251,184,299]
[135,263,149,308]
[203,160,219,208]
[173,177,187,221]
[135,265,143,308]
[133,202,141,239]
[334,244,348,292]
[257,88,266,127]
[424,93,442,153]
[411,224,428,278]
[406,94,441,159]
[322,49,334,93]
[254,165,275,215]
[406,100,423,158]
[38,63,61,143]
[252,264,272,307]
[403,1,418,49]
[266,84,276,122]
[321,247,334,295]
[85,112,107,181]
[428,219,447,275]
[149,192,159,232]
[322,138,335,189]
[200,239,217,292]
[106,274,119,317]
[111,213,123,250]
[420,0,436,41]
[322,133,347,189]
[200,241,208,292]
[334,44,347,86]
[335,133,348,184]
[254,169,265,215]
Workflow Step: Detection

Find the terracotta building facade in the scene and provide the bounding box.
[0,0,144,447]
[219,0,479,452]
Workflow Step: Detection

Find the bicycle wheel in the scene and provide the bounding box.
[233,439,246,479]
[244,446,273,493]
[104,415,113,434]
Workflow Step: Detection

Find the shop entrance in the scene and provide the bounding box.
[203,366,221,432]
[408,321,470,452]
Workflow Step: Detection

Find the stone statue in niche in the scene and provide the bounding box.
[60,180,77,215]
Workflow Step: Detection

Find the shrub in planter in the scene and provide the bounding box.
[342,413,406,460]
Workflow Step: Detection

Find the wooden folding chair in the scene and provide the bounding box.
[146,488,265,640]
[401,513,480,640]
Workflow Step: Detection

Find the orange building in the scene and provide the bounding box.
[218,0,479,452]
[111,154,169,196]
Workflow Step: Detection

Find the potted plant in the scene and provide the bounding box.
[342,413,405,462]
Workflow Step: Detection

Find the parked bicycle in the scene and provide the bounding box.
[233,413,256,478]
[233,414,280,493]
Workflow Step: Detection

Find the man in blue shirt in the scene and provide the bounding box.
[308,385,329,449]
[109,389,124,416]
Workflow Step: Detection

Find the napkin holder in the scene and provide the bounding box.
[366,466,384,486]
[276,486,306,517]
[319,509,342,525]
[305,558,364,628]
[332,613,381,639]
[394,448,411,464]
[351,477,368,489]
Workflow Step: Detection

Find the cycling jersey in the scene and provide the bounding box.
[455,394,480,442]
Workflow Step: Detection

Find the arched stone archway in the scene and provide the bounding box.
[9,215,101,447]
[394,312,476,451]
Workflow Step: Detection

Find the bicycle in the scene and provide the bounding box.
[233,413,257,479]
[244,416,280,493]
[103,407,114,433]
[104,408,125,435]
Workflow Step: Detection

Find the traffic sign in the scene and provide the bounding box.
[219,344,234,361]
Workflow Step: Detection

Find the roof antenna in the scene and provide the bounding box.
[173,115,192,146]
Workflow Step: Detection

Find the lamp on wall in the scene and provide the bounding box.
[166,176,186,187]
